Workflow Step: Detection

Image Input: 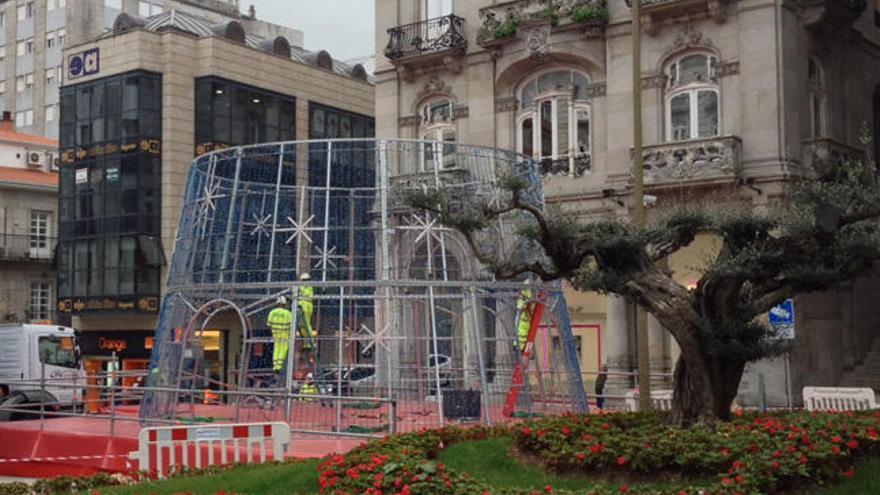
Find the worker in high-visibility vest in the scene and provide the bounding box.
[514,280,533,352]
[297,273,316,352]
[300,372,318,401]
[268,296,292,373]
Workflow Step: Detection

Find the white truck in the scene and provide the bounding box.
[0,324,86,421]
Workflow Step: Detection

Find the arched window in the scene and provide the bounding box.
[808,57,826,140]
[516,69,592,176]
[420,97,456,170]
[664,52,719,142]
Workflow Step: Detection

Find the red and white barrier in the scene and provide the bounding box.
[130,422,290,478]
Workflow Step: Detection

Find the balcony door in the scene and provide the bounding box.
[29,211,51,259]
[424,0,452,20]
[423,0,453,47]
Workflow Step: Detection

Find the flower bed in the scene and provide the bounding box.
[319,411,880,495]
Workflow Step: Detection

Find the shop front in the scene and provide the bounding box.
[77,330,155,412]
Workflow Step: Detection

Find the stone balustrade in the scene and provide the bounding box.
[633,136,741,187]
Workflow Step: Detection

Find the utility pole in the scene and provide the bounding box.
[631,0,652,412]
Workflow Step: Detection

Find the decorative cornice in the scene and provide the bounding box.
[399,115,419,128]
[586,81,607,97]
[716,60,740,77]
[495,96,518,112]
[641,74,667,89]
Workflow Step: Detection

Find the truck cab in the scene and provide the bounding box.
[0,324,86,419]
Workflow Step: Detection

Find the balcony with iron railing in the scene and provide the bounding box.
[631,135,742,188]
[384,14,467,78]
[0,234,57,263]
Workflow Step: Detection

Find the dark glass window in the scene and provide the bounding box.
[194,76,296,154]
[57,70,163,309]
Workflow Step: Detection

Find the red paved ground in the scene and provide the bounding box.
[0,400,576,479]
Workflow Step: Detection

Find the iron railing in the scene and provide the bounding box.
[0,234,56,262]
[385,14,467,60]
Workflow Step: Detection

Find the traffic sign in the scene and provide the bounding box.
[769,298,795,340]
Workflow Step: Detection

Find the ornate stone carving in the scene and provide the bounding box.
[716,60,740,77]
[586,82,607,97]
[399,115,419,128]
[802,138,866,178]
[417,77,451,100]
[495,96,518,112]
[633,136,742,185]
[524,25,551,59]
[673,24,714,51]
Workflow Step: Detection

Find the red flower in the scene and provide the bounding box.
[735,474,744,484]
[832,446,841,455]
[720,448,730,457]
[602,423,610,430]
[544,485,554,493]
[576,452,586,461]
[771,461,780,470]
[844,468,856,478]
[619,484,628,493]
[590,444,604,454]
[400,485,411,495]
[722,477,733,486]
[561,427,571,436]
[831,436,842,444]
[800,455,809,465]
[847,440,858,450]
[522,427,532,436]
[772,450,782,459]
[617,456,627,466]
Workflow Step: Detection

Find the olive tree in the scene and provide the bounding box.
[405,155,880,425]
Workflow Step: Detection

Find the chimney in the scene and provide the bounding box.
[0,111,13,132]
[248,4,255,18]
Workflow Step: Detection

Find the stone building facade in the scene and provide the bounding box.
[57,9,373,382]
[375,0,880,405]
[0,113,58,324]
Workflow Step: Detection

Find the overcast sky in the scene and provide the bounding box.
[247,0,376,61]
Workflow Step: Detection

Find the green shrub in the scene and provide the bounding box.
[570,5,609,23]
[492,18,520,39]
[320,411,880,495]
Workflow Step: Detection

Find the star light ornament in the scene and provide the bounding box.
[312,245,346,271]
[401,212,448,245]
[194,181,226,239]
[275,215,316,245]
[249,213,273,239]
[358,322,390,354]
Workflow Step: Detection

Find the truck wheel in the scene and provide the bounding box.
[0,392,30,422]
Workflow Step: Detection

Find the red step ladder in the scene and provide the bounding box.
[503,296,547,417]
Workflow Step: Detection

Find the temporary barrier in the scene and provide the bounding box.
[625,389,673,412]
[130,422,290,478]
[803,386,876,412]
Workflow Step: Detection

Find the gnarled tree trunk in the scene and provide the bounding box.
[670,338,746,426]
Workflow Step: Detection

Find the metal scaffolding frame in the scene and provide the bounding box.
[141,139,588,435]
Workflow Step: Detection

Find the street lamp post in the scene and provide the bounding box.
[631,0,652,412]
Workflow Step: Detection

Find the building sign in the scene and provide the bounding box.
[68,48,100,80]
[75,168,88,184]
[58,296,160,314]
[768,298,795,340]
[77,330,156,359]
